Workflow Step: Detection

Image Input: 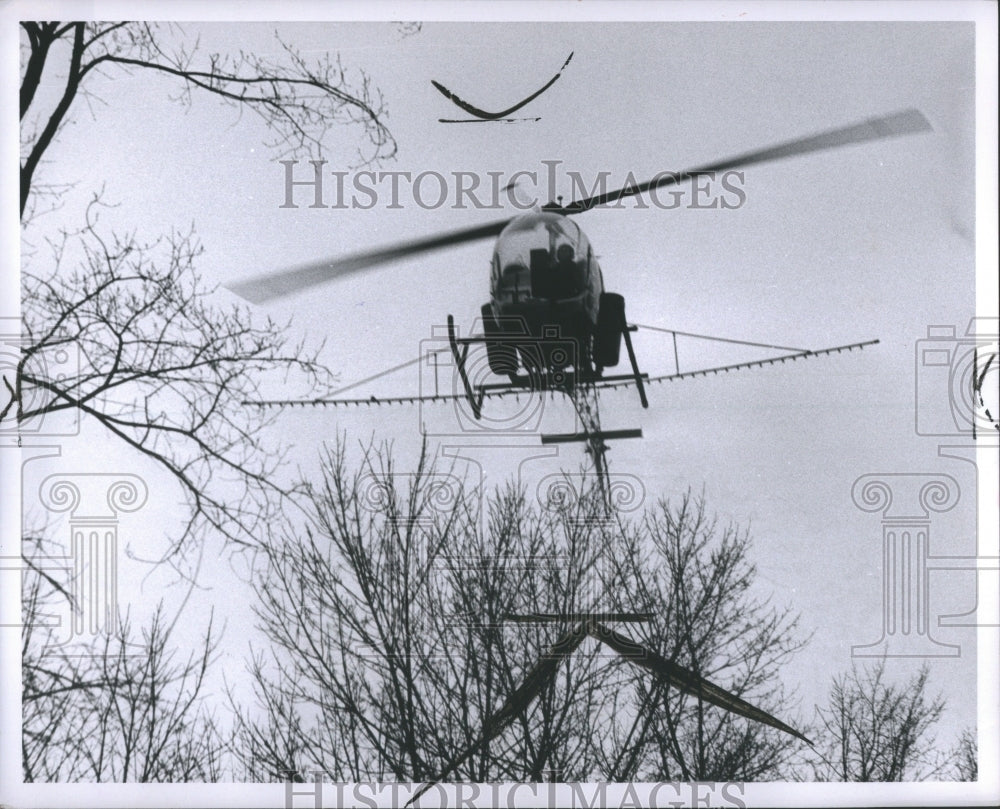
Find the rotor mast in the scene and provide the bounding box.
[567,378,611,511]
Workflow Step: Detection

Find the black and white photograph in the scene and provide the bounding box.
[2,2,997,807]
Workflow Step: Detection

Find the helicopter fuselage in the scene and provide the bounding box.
[486,211,605,371]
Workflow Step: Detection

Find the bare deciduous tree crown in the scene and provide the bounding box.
[19,21,399,782]
[808,659,948,781]
[231,443,810,784]
[17,20,400,561]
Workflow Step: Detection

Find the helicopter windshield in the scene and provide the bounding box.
[493,213,588,300]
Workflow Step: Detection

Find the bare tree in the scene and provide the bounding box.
[594,492,808,781]
[231,444,810,784]
[16,20,404,560]
[951,727,977,781]
[17,20,400,782]
[231,442,602,783]
[22,533,226,782]
[20,21,394,219]
[808,659,947,781]
[21,205,335,563]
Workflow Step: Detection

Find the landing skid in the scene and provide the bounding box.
[446,314,649,419]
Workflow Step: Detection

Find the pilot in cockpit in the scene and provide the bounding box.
[554,243,584,293]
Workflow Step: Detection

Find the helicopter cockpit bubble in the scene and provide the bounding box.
[493,212,589,301]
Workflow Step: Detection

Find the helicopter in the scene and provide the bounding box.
[230,107,930,413]
[230,108,932,788]
[230,107,931,500]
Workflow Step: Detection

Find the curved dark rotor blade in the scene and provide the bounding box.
[406,621,588,808]
[546,108,932,215]
[589,622,812,744]
[431,51,573,121]
[226,217,510,303]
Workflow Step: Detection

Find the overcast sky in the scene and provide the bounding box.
[3,3,998,807]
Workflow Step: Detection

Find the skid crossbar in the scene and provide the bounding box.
[446,314,650,420]
[541,428,643,444]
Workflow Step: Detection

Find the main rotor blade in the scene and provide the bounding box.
[589,622,812,744]
[230,108,930,304]
[406,621,588,807]
[549,108,932,215]
[226,217,511,303]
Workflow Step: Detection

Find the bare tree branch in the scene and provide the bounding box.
[22,533,227,781]
[232,448,810,784]
[20,21,395,219]
[20,200,336,563]
[808,659,948,781]
[18,19,401,784]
